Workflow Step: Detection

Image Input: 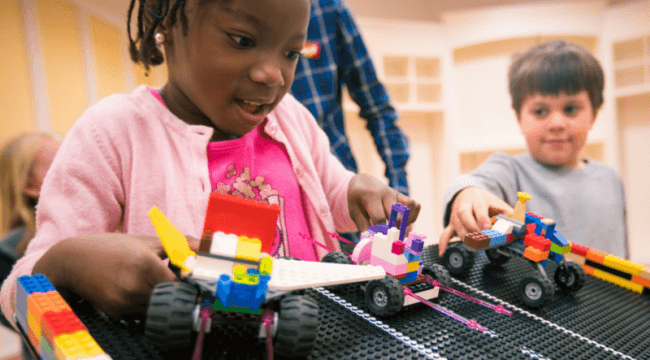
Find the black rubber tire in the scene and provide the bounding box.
[365,276,404,317]
[145,282,198,351]
[486,248,510,265]
[443,242,475,276]
[421,264,452,300]
[321,252,353,265]
[554,261,586,293]
[518,274,554,308]
[274,295,320,358]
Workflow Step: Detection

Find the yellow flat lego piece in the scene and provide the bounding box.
[233,265,260,285]
[592,269,644,293]
[602,255,644,276]
[236,236,262,261]
[148,207,196,273]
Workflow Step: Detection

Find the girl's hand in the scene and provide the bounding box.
[438,187,513,257]
[33,234,179,319]
[347,174,421,233]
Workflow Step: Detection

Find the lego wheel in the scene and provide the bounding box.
[274,295,319,358]
[421,264,452,300]
[517,274,554,308]
[486,248,510,265]
[554,262,586,293]
[321,251,353,264]
[365,276,405,317]
[443,242,474,276]
[144,282,199,351]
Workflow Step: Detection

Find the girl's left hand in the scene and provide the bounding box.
[347,174,421,233]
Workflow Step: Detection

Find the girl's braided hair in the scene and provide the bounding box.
[127,0,190,74]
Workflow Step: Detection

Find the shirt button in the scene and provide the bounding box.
[267,122,277,135]
[320,207,328,217]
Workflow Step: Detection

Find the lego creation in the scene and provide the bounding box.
[320,203,511,336]
[442,192,586,307]
[146,203,385,359]
[15,274,112,360]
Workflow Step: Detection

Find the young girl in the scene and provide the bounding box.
[1,0,420,324]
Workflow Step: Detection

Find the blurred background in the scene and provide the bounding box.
[1,0,649,356]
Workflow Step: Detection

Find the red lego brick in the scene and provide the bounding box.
[586,248,607,264]
[571,242,589,257]
[392,241,405,255]
[463,232,491,249]
[523,233,551,252]
[526,223,537,235]
[201,191,280,254]
[41,309,87,345]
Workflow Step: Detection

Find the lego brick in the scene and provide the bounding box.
[233,266,260,285]
[548,230,570,247]
[404,251,421,263]
[28,291,69,347]
[642,266,650,280]
[463,232,490,249]
[212,297,263,315]
[582,264,595,275]
[592,269,644,293]
[396,263,408,275]
[585,249,606,264]
[509,192,531,222]
[564,252,586,265]
[523,246,549,262]
[404,287,439,306]
[492,219,514,235]
[402,271,418,283]
[370,255,402,276]
[405,231,426,251]
[17,275,56,318]
[209,231,239,257]
[408,238,424,255]
[523,233,551,252]
[350,236,373,264]
[585,259,632,280]
[202,191,280,254]
[602,255,644,276]
[54,330,104,360]
[387,203,410,240]
[41,335,55,360]
[267,258,385,290]
[42,309,87,345]
[497,214,525,233]
[550,243,571,254]
[406,261,419,273]
[571,242,589,257]
[525,223,537,235]
[370,230,408,265]
[192,254,234,281]
[631,275,650,288]
[27,311,41,353]
[482,229,506,246]
[392,240,405,255]
[235,236,262,261]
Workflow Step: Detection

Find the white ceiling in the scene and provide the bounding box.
[92,0,640,24]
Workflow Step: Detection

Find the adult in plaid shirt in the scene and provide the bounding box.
[291,0,410,196]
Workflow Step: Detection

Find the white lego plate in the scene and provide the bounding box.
[268,259,386,290]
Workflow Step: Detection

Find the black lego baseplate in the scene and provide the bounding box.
[29,245,650,360]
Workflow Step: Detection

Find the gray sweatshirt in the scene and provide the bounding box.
[443,153,628,258]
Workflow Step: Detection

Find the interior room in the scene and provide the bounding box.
[1,0,648,359]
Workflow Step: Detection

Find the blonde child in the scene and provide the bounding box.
[1,0,420,324]
[439,40,627,259]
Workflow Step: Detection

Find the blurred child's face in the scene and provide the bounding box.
[517,90,596,168]
[163,0,310,140]
[24,139,60,199]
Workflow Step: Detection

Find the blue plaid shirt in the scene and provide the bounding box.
[290,0,410,195]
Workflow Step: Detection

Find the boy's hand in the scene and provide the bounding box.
[34,234,179,319]
[438,187,513,257]
[348,174,421,233]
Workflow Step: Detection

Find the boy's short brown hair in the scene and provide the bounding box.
[508,40,604,114]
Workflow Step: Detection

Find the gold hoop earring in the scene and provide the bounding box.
[155,33,165,45]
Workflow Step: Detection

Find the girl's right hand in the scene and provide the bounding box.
[33,234,179,319]
[438,187,513,257]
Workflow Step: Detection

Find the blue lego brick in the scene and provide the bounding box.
[218,271,269,311]
[544,223,556,238]
[482,229,506,246]
[17,275,56,311]
[404,251,421,263]
[216,274,233,308]
[549,230,570,247]
[540,260,548,268]
[548,252,564,264]
[401,272,418,284]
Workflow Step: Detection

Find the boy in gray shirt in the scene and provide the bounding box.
[439,41,628,259]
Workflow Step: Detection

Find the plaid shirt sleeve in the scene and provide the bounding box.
[335,1,410,195]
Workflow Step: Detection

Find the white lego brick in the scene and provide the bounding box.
[387,227,400,242]
[492,219,514,235]
[370,233,392,259]
[210,231,239,257]
[192,255,233,281]
[404,287,439,306]
[268,259,386,291]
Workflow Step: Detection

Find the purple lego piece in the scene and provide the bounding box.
[410,238,424,253]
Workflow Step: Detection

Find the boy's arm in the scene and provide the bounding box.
[0,107,125,327]
[336,1,410,195]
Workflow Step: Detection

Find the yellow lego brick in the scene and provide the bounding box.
[564,252,586,265]
[592,269,644,293]
[640,266,650,280]
[236,236,262,261]
[232,265,259,285]
[54,330,103,360]
[602,255,644,276]
[259,255,273,276]
[406,261,419,273]
[27,310,41,350]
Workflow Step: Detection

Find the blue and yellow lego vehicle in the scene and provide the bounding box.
[442,192,586,307]
[144,192,386,358]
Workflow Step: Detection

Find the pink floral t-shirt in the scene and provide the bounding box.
[150,88,317,261]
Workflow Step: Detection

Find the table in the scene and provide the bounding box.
[17,245,650,360]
